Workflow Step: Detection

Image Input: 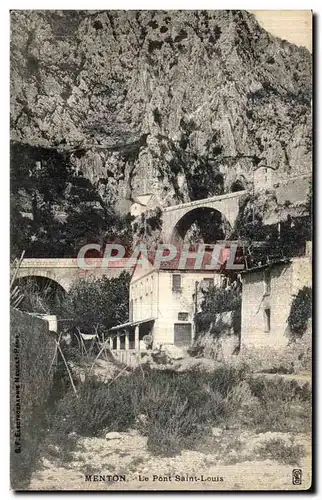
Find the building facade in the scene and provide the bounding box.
[108,246,241,362]
[108,256,225,362]
[241,245,312,348]
[129,265,221,347]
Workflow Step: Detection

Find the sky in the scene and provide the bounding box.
[250,10,312,52]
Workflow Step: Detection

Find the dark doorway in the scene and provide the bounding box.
[174,322,192,346]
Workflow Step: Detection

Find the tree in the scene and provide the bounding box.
[288,286,312,336]
[10,141,134,258]
[61,271,131,338]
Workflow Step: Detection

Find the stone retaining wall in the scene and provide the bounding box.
[10,308,57,489]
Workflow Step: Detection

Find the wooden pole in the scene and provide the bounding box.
[134,325,140,352]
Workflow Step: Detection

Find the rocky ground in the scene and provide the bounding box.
[27,347,312,491]
[30,427,311,491]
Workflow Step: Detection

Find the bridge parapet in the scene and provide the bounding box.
[163,190,247,213]
[162,190,247,244]
[18,258,128,269]
[19,258,79,268]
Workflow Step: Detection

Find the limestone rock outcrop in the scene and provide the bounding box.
[11,10,312,213]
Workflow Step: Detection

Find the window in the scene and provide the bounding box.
[264,270,271,295]
[129,299,133,322]
[178,312,189,321]
[172,274,181,292]
[264,308,271,332]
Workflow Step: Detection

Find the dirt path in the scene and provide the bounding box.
[29,429,311,491]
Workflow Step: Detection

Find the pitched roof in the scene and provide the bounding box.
[157,247,244,271]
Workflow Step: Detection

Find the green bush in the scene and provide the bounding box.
[47,375,136,440]
[288,286,312,336]
[45,366,246,456]
[12,277,65,315]
[196,285,241,334]
[246,376,312,433]
[248,376,311,403]
[44,367,311,459]
[146,207,163,232]
[134,385,203,456]
[60,271,131,338]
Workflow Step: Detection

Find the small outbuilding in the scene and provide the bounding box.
[240,242,312,348]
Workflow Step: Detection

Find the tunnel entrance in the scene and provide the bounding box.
[230,179,246,193]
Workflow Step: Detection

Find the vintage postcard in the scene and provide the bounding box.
[10,10,312,491]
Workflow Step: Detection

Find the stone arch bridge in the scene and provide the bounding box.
[15,191,247,289]
[15,258,126,292]
[161,190,247,243]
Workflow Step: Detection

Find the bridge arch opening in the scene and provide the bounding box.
[230,179,246,193]
[12,275,66,315]
[170,207,231,246]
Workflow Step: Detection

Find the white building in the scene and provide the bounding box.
[108,252,229,359]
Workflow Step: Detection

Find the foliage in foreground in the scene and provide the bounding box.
[44,366,311,458]
[12,277,66,315]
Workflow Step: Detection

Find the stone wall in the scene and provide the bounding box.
[10,308,57,489]
[161,191,246,243]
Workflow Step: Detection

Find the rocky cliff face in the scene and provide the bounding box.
[11,10,311,217]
